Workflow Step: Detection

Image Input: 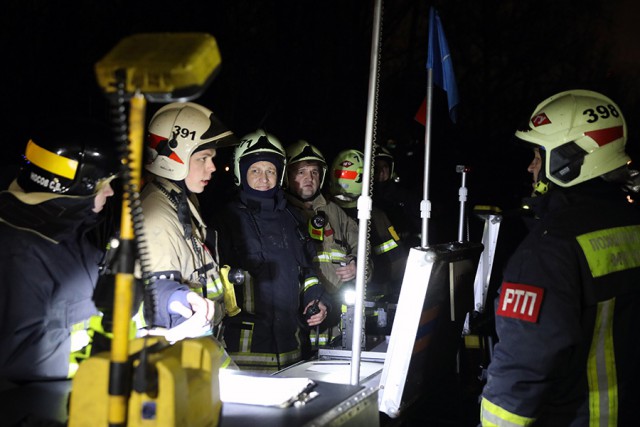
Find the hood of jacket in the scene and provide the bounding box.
[0,180,99,243]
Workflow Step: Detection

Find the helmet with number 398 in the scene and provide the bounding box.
[515,89,629,191]
[145,102,237,181]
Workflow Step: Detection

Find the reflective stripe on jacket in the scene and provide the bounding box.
[482,181,640,426]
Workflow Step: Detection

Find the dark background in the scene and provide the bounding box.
[3,0,640,243]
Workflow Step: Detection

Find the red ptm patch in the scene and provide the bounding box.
[497,282,544,323]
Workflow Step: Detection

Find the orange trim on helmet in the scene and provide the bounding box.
[148,133,184,164]
[334,170,358,180]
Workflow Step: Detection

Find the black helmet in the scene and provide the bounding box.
[17,119,120,195]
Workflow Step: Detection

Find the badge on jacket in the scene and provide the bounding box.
[496,282,544,323]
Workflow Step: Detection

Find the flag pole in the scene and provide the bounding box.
[420,6,458,248]
[350,0,383,385]
[421,68,433,248]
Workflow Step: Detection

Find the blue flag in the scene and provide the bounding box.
[427,7,459,123]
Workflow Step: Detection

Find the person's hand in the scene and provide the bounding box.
[304,301,328,327]
[335,260,356,283]
[164,291,215,342]
[168,291,215,322]
[186,291,215,322]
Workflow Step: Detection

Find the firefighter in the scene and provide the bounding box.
[0,119,120,424]
[141,101,238,357]
[480,90,640,426]
[330,149,406,297]
[373,145,422,248]
[215,131,330,372]
[284,140,359,347]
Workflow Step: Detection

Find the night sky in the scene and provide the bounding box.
[3,0,640,241]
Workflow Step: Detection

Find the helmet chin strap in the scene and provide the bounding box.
[531,180,550,197]
[531,147,551,197]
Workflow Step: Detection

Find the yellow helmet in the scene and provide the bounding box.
[515,89,629,192]
[329,149,365,208]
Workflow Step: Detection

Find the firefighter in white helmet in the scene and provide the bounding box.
[481,90,640,426]
[141,102,238,365]
[329,149,406,297]
[284,140,359,347]
[215,131,330,371]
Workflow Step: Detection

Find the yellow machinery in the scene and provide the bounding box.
[69,337,222,427]
[68,32,224,427]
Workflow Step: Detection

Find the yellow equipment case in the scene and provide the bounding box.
[69,337,222,427]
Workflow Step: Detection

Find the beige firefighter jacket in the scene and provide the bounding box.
[140,176,225,327]
[286,192,359,294]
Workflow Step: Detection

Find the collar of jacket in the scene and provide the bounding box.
[285,191,329,212]
[240,187,287,212]
[0,180,98,243]
[152,177,207,239]
[522,178,626,220]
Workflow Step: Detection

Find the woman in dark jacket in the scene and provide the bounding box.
[216,130,330,373]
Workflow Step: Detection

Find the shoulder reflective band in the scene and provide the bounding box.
[576,225,640,278]
[25,139,79,180]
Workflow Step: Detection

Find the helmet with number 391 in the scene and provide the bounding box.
[515,89,629,191]
[145,102,238,181]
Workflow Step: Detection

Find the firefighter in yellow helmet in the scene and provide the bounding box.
[329,149,406,298]
[480,90,640,426]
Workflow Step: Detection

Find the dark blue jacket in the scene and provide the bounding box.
[481,180,640,426]
[216,189,327,372]
[0,190,102,381]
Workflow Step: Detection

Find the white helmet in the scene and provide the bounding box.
[285,139,328,188]
[145,102,238,180]
[233,130,286,187]
[515,89,629,192]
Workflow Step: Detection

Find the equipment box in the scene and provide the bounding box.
[275,242,482,420]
